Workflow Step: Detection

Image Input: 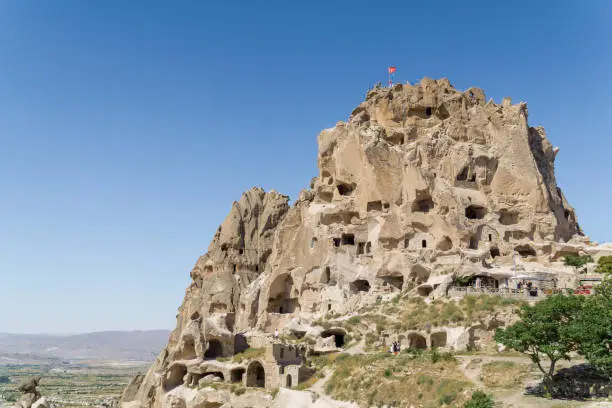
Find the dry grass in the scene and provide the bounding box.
[325,352,474,407]
[480,361,530,388]
[231,347,265,363]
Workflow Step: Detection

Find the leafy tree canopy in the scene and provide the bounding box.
[595,256,612,274]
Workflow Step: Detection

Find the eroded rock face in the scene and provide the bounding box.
[122,78,585,408]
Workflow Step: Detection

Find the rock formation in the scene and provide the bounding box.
[15,377,53,408]
[122,78,607,408]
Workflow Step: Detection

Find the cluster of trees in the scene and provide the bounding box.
[494,277,611,396]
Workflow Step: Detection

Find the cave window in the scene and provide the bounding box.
[456,167,469,181]
[425,107,432,116]
[469,174,476,182]
[341,234,355,245]
[499,210,519,225]
[280,348,284,359]
[366,241,372,253]
[328,304,332,311]
[333,238,341,247]
[469,236,478,249]
[564,210,570,220]
[255,265,259,272]
[337,183,355,196]
[383,203,390,209]
[413,197,434,213]
[490,247,500,258]
[465,205,487,220]
[204,339,223,359]
[357,242,365,255]
[404,236,410,249]
[310,237,317,249]
[367,201,383,212]
[515,245,536,257]
[488,234,492,242]
[239,249,244,255]
[422,239,427,248]
[321,267,331,284]
[233,264,237,273]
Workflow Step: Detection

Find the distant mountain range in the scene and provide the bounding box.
[0,330,171,364]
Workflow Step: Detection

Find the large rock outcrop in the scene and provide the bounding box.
[122,78,589,408]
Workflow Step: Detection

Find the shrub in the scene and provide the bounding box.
[384,369,392,378]
[233,386,246,396]
[347,316,361,325]
[564,255,593,268]
[463,391,494,408]
[0,375,10,383]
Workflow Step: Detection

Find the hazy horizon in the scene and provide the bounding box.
[1,1,611,333]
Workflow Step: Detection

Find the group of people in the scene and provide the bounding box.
[389,341,401,355]
[517,280,539,296]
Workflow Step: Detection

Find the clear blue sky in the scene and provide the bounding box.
[1,1,610,333]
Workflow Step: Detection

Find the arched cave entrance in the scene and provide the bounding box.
[407,333,427,350]
[267,274,299,314]
[164,364,187,392]
[177,336,197,360]
[350,279,370,294]
[285,375,292,388]
[321,328,347,348]
[246,361,266,388]
[204,339,223,359]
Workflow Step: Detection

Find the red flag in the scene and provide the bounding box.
[388,66,396,74]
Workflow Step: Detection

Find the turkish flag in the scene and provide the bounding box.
[388,66,396,74]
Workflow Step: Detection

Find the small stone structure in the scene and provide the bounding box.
[244,343,314,390]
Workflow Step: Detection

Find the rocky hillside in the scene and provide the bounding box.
[120,78,610,408]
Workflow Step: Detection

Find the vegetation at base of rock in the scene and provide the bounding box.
[463,391,494,408]
[480,361,530,388]
[563,254,593,268]
[0,375,10,383]
[596,255,612,274]
[231,348,265,363]
[394,295,522,331]
[494,281,612,394]
[494,294,583,395]
[325,352,471,407]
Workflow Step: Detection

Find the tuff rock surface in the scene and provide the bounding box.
[121,78,605,408]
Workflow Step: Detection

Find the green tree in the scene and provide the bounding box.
[494,294,583,396]
[595,256,612,274]
[563,255,593,268]
[571,277,612,379]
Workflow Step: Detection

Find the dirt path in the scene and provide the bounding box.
[344,338,365,355]
[456,355,604,408]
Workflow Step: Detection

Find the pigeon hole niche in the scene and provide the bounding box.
[267,274,299,314]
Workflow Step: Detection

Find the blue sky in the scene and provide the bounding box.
[1,1,610,333]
